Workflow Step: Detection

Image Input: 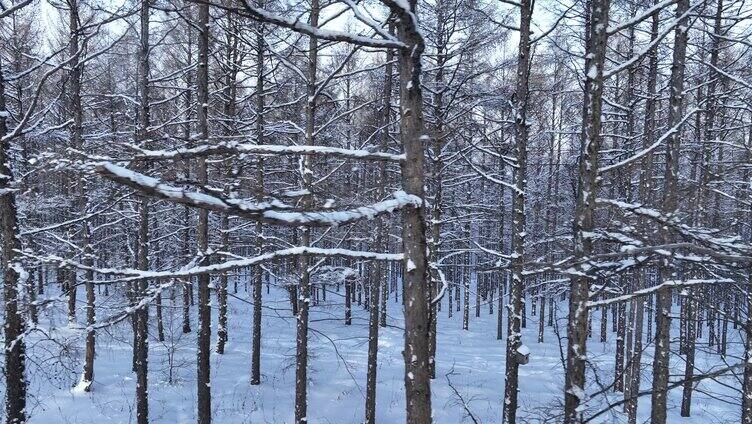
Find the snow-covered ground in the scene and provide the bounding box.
[20,281,744,423]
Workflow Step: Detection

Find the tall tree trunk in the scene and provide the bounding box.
[294,3,319,421]
[67,0,83,326]
[0,47,27,424]
[563,0,610,420]
[133,0,151,419]
[429,3,446,378]
[196,0,212,421]
[365,23,395,422]
[250,0,265,385]
[391,1,432,421]
[181,13,194,335]
[502,0,531,421]
[650,0,689,421]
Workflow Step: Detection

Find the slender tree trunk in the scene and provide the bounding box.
[196,0,212,421]
[614,299,626,392]
[428,5,446,378]
[651,0,689,421]
[563,0,610,420]
[680,290,696,416]
[391,2,432,421]
[181,15,194,335]
[250,2,265,385]
[67,0,83,326]
[294,3,319,421]
[0,48,27,424]
[133,0,152,419]
[365,23,394,421]
[625,296,644,424]
[502,0,531,421]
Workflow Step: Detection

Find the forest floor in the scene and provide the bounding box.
[21,281,743,423]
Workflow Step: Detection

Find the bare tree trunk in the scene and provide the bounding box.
[614,299,626,392]
[181,14,194,335]
[538,294,545,343]
[365,23,394,421]
[428,3,446,378]
[0,47,27,424]
[294,3,319,421]
[250,1,265,385]
[502,0,531,420]
[196,0,212,421]
[133,0,152,419]
[651,0,689,421]
[67,0,83,326]
[680,290,696,416]
[216,12,239,355]
[563,0,610,420]
[625,295,644,424]
[389,1,432,421]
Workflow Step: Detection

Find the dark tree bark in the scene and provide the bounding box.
[133,0,151,419]
[502,0,531,420]
[386,0,432,421]
[563,0,610,420]
[196,0,212,421]
[294,2,319,421]
[250,0,265,385]
[0,46,27,424]
[651,0,690,421]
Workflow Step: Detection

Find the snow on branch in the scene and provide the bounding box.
[235,0,405,49]
[96,162,421,227]
[131,141,406,163]
[597,197,752,258]
[606,0,677,35]
[587,278,734,308]
[33,246,404,283]
[598,108,699,174]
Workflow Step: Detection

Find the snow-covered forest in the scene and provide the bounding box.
[1,0,752,422]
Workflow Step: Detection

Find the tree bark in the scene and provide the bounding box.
[650,0,689,421]
[502,0,531,420]
[196,0,212,421]
[390,1,432,421]
[563,0,610,420]
[0,45,27,424]
[250,0,265,385]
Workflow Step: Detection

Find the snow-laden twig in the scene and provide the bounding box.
[586,278,734,308]
[131,140,406,162]
[96,162,421,227]
[29,246,404,282]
